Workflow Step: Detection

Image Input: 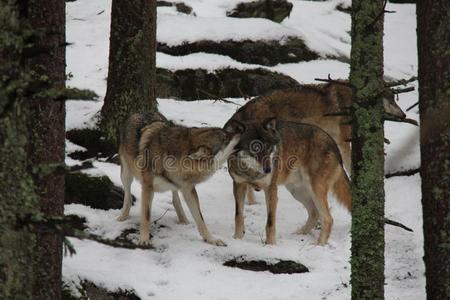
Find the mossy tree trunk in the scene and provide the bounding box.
[101,0,158,146]
[417,1,450,298]
[349,1,386,299]
[0,1,39,298]
[27,0,65,299]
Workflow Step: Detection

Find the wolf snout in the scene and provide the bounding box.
[263,166,272,174]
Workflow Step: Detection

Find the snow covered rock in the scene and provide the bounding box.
[226,0,293,23]
[156,67,300,100]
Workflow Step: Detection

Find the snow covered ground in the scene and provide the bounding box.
[64,0,424,299]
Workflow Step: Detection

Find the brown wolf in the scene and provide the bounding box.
[229,82,405,203]
[228,118,351,245]
[117,113,244,246]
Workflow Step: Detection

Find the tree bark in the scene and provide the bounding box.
[417,1,450,299]
[349,1,386,299]
[101,0,158,145]
[26,1,65,299]
[0,2,38,298]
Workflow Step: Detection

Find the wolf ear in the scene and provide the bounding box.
[224,119,246,134]
[188,146,212,160]
[263,117,278,131]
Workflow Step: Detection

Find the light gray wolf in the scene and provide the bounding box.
[117,113,245,246]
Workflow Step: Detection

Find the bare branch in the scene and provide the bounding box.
[384,218,413,232]
[385,76,418,88]
[392,86,415,94]
[385,168,419,179]
[406,101,419,112]
[384,115,419,126]
[314,74,351,86]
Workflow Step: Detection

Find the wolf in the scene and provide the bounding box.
[227,118,351,245]
[117,113,244,246]
[229,82,406,203]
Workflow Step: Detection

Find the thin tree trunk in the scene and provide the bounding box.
[0,1,38,298]
[349,1,386,299]
[27,1,65,299]
[101,0,158,145]
[417,1,450,298]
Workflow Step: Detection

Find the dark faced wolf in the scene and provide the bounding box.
[118,113,244,246]
[227,118,351,245]
[228,82,406,204]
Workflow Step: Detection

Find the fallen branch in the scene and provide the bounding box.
[314,74,351,86]
[385,76,417,88]
[406,101,419,112]
[384,218,413,232]
[392,86,415,94]
[385,168,419,179]
[384,115,419,126]
[323,111,350,117]
[23,214,153,251]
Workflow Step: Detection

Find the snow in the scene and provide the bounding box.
[64,0,424,299]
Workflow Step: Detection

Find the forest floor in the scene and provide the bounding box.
[63,1,424,299]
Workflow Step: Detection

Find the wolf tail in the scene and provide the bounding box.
[332,167,351,212]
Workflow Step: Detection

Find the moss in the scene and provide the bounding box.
[65,173,134,210]
[349,0,386,299]
[157,37,319,66]
[66,128,116,160]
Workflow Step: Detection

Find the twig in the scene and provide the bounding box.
[153,209,169,224]
[385,76,418,88]
[384,218,413,232]
[368,0,388,29]
[406,101,419,112]
[195,88,240,105]
[385,168,419,178]
[314,74,351,86]
[384,115,419,126]
[392,86,415,94]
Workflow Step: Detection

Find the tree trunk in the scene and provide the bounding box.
[417,1,450,299]
[0,2,38,298]
[349,1,386,299]
[27,1,65,299]
[101,0,158,145]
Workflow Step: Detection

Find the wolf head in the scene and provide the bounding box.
[229,118,281,178]
[187,120,246,163]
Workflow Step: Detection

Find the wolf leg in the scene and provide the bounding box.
[181,187,226,246]
[285,185,318,235]
[246,185,257,205]
[311,182,333,246]
[139,179,154,246]
[233,181,247,239]
[172,191,189,224]
[117,158,133,221]
[264,184,278,245]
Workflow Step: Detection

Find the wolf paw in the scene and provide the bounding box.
[138,238,151,246]
[233,230,245,239]
[116,214,129,222]
[206,238,227,247]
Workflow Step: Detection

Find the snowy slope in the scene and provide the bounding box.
[64,1,424,299]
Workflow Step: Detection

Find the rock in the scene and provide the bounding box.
[156,67,300,100]
[227,0,293,23]
[65,172,135,210]
[157,37,319,66]
[157,1,194,15]
[223,257,309,274]
[66,128,116,160]
[62,279,141,300]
